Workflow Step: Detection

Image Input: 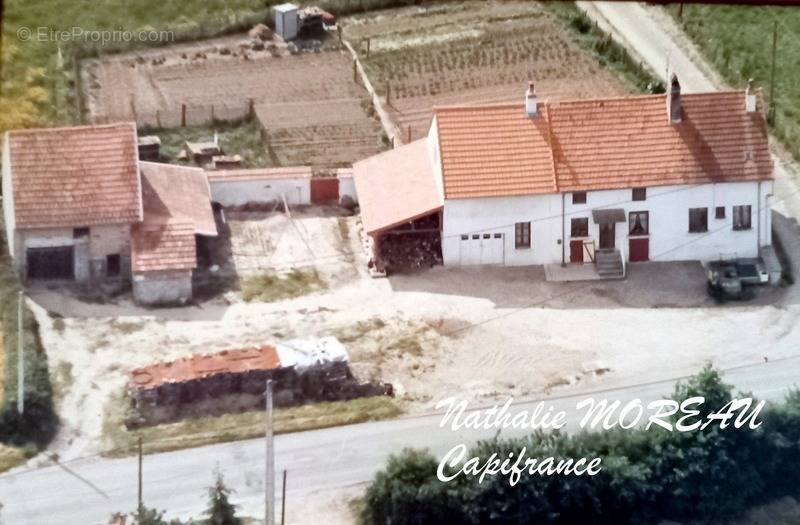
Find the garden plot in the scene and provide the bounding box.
[342,1,630,141]
[81,35,385,167]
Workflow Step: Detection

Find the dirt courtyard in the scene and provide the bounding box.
[24,208,800,460]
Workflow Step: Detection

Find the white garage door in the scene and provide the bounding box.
[459,233,504,265]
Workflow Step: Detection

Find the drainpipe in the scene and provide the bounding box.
[561,193,566,266]
[757,181,762,255]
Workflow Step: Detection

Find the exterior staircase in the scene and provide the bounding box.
[595,249,624,278]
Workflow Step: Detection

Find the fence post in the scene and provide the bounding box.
[366,38,370,59]
[181,103,187,127]
[249,98,255,120]
[353,58,358,84]
[211,104,215,122]
[386,82,391,106]
[156,110,161,128]
[407,125,411,144]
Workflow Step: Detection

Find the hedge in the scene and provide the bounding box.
[362,367,800,524]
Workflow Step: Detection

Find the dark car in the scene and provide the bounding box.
[706,261,755,302]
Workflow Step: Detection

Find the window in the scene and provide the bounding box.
[461,235,468,241]
[472,234,479,240]
[570,218,589,237]
[483,233,490,239]
[632,188,647,201]
[733,205,752,230]
[73,227,90,239]
[572,192,587,205]
[106,254,121,277]
[493,233,502,239]
[715,206,726,219]
[628,211,649,236]
[515,222,531,249]
[689,208,708,233]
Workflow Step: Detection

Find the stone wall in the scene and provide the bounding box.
[132,269,193,305]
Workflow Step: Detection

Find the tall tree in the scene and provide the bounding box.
[204,469,240,525]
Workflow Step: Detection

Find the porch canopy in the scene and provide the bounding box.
[592,208,626,224]
[353,139,443,235]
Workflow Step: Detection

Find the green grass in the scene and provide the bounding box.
[141,117,273,168]
[240,268,327,302]
[0,443,36,473]
[547,3,664,94]
[103,395,402,457]
[667,5,800,161]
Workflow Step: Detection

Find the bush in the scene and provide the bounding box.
[362,366,800,524]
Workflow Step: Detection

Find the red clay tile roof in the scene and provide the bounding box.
[435,103,557,199]
[139,162,217,236]
[550,91,773,191]
[6,122,142,228]
[433,90,772,199]
[130,345,280,390]
[353,139,443,234]
[131,219,197,273]
[205,166,312,182]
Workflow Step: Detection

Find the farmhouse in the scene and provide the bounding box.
[2,123,217,304]
[354,76,774,276]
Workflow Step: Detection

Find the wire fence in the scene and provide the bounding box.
[93,99,255,129]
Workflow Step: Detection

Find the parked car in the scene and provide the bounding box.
[706,260,758,302]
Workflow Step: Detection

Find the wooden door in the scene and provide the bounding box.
[629,238,649,262]
[569,240,584,263]
[599,223,615,249]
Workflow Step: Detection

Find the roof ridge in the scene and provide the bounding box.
[7,121,137,136]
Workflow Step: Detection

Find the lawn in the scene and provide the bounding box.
[141,117,273,168]
[668,5,800,161]
[103,395,402,457]
[239,268,328,302]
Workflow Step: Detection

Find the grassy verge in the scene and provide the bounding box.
[240,268,327,302]
[547,2,664,94]
[0,443,36,473]
[140,117,273,168]
[103,395,402,457]
[0,219,58,450]
[666,4,800,161]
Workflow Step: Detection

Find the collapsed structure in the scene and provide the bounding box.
[127,337,387,426]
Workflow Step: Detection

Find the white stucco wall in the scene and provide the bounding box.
[427,117,445,201]
[441,181,773,266]
[337,173,358,204]
[209,178,310,207]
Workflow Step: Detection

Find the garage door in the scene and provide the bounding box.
[26,246,74,280]
[460,233,503,265]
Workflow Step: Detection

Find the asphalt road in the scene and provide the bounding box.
[1,356,799,524]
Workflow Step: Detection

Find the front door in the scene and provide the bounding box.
[599,223,615,249]
[569,240,584,263]
[629,238,649,262]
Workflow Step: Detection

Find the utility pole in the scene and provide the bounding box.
[265,380,275,525]
[138,437,143,511]
[281,469,287,525]
[17,291,24,415]
[768,20,778,125]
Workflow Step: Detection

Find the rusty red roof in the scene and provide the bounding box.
[433,90,773,199]
[6,122,142,228]
[140,162,217,236]
[130,345,281,390]
[131,219,197,273]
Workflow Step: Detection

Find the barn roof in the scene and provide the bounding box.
[131,218,197,273]
[5,122,142,228]
[353,139,443,235]
[139,162,217,236]
[433,89,772,199]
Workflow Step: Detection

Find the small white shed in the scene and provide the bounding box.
[273,3,298,40]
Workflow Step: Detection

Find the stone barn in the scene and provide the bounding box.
[2,123,142,282]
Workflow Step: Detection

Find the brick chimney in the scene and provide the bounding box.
[525,82,538,118]
[667,73,681,124]
[745,78,757,113]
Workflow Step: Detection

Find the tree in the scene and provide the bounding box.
[204,469,240,525]
[130,504,170,525]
